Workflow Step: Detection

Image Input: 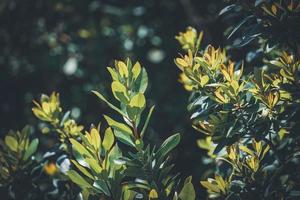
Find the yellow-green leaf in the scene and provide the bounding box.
[111,81,129,103]
[117,61,129,77]
[149,189,158,199]
[70,138,93,158]
[239,145,254,156]
[104,115,133,135]
[215,174,227,194]
[85,158,102,174]
[179,177,195,200]
[67,170,92,188]
[129,93,146,108]
[132,62,141,80]
[71,160,94,179]
[200,75,209,87]
[107,67,119,81]
[90,128,101,150]
[5,136,18,152]
[174,58,189,70]
[200,181,221,193]
[103,127,115,151]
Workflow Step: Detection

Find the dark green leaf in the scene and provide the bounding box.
[23,138,39,160]
[156,133,180,159]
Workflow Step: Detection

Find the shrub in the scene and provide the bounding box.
[1,59,195,200]
[174,1,300,198]
[1,1,300,199]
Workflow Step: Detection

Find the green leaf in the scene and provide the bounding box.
[228,15,254,39]
[126,58,133,70]
[85,158,102,174]
[178,176,196,200]
[126,105,140,121]
[5,136,18,152]
[123,181,150,191]
[71,159,94,179]
[67,170,92,188]
[219,4,235,15]
[156,133,181,159]
[125,166,147,179]
[111,81,129,103]
[133,68,148,93]
[81,189,91,200]
[23,138,39,160]
[129,93,146,108]
[114,130,135,147]
[104,115,133,136]
[103,127,115,151]
[140,105,155,138]
[70,138,93,158]
[90,128,101,150]
[93,180,111,196]
[122,187,136,200]
[92,90,126,117]
[126,93,146,120]
[107,67,119,81]
[73,149,89,167]
[254,68,263,87]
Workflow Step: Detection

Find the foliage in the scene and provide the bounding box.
[175,9,300,199]
[1,0,300,199]
[32,92,84,142]
[0,3,213,196]
[220,0,300,50]
[29,58,195,199]
[0,126,39,199]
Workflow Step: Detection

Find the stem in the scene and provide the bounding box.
[131,121,139,139]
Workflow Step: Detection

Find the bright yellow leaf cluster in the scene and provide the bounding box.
[32,92,62,125]
[175,26,202,53]
[226,139,270,175]
[248,52,300,117]
[200,174,229,198]
[270,51,300,84]
[175,28,245,105]
[62,119,84,138]
[249,70,282,114]
[68,126,119,187]
[201,139,269,198]
[32,92,84,140]
[108,58,147,121]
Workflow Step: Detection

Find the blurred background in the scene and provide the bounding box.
[0,0,235,198]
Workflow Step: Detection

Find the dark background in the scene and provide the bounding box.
[0,0,241,198]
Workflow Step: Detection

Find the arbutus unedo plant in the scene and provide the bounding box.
[30,59,196,200]
[174,16,300,200]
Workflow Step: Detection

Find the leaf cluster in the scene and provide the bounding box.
[175,25,300,199]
